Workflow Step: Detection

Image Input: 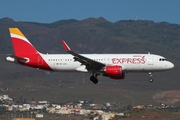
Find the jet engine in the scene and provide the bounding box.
[104,66,125,79]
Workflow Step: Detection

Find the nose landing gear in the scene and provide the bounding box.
[149,72,153,82]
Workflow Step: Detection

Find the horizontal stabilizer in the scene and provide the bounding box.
[6,54,29,63]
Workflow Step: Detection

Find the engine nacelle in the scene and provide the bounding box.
[105,66,125,80]
[109,73,125,79]
[105,66,122,75]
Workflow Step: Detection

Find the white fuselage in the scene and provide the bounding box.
[41,53,174,73]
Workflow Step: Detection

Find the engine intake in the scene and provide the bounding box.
[105,66,122,75]
[105,66,125,80]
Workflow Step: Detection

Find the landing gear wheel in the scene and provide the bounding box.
[148,72,153,83]
[149,78,153,82]
[90,76,98,84]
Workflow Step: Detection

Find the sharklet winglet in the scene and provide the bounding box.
[62,40,71,51]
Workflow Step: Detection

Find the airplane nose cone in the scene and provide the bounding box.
[168,62,174,69]
[171,63,174,69]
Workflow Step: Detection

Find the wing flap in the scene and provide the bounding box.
[76,65,88,72]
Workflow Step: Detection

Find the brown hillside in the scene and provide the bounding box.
[153,90,180,105]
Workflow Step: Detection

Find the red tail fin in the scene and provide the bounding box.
[8,28,52,71]
[9,28,38,57]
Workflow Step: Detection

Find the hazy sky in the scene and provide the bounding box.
[0,0,179,24]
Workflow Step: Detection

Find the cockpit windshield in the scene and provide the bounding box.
[159,58,166,61]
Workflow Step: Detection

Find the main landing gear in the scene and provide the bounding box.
[149,72,153,82]
[90,74,99,84]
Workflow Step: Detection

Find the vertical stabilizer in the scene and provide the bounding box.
[9,28,38,57]
[8,28,52,71]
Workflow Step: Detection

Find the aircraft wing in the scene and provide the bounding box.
[62,40,105,72]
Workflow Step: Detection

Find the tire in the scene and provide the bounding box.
[90,76,98,84]
[149,78,153,82]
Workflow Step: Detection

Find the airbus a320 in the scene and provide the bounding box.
[6,28,174,84]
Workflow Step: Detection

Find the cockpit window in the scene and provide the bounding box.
[159,58,166,61]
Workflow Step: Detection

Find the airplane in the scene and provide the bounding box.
[6,28,174,84]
